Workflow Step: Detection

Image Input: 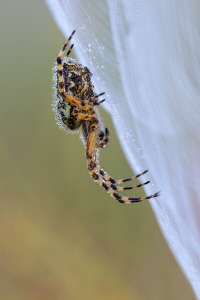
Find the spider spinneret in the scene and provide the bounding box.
[53,30,159,204]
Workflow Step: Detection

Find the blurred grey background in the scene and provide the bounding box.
[0,1,194,299]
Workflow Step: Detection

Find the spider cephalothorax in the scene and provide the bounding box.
[53,30,159,204]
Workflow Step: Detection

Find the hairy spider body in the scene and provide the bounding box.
[53,30,159,204]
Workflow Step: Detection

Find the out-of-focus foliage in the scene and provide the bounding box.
[0,1,194,299]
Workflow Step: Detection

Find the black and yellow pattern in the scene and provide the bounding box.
[53,30,159,203]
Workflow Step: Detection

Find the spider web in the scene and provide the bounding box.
[45,0,200,298]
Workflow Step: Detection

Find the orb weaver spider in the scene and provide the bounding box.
[52,30,159,204]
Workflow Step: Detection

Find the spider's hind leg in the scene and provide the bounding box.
[87,157,159,203]
[84,102,160,204]
[86,132,159,203]
[100,169,149,184]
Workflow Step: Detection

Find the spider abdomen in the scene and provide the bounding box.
[62,59,95,102]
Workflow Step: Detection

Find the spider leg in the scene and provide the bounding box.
[57,30,76,59]
[107,180,150,191]
[96,99,106,105]
[98,169,149,184]
[59,92,97,112]
[81,93,105,106]
[87,156,159,203]
[85,122,159,203]
[72,109,96,121]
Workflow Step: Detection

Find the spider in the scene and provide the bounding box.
[52,30,159,204]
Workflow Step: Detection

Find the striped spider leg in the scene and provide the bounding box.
[84,108,159,203]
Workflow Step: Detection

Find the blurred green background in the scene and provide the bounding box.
[0,1,194,299]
